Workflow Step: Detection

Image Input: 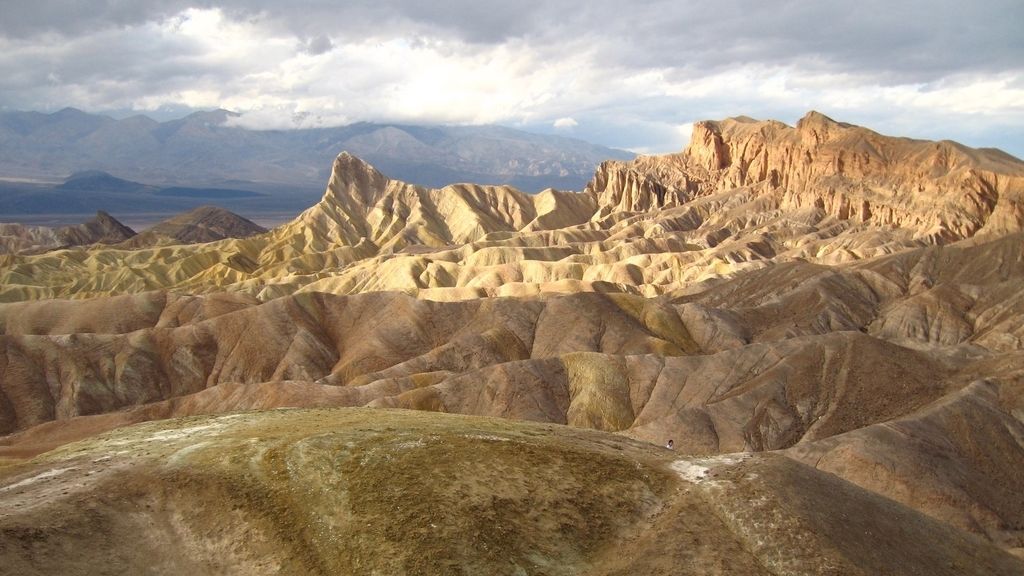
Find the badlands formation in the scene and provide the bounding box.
[0,210,135,254]
[2,111,1024,574]
[0,205,266,255]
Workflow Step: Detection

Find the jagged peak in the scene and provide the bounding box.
[333,150,385,176]
[49,210,136,247]
[87,211,135,234]
[326,152,392,196]
[795,110,855,144]
[798,110,839,126]
[94,210,117,223]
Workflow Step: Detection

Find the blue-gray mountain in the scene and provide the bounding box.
[0,108,634,192]
[0,170,267,217]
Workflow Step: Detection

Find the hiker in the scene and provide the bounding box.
[666,439,674,450]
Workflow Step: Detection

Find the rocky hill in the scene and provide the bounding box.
[0,206,267,254]
[2,111,1024,571]
[118,205,267,248]
[0,211,136,254]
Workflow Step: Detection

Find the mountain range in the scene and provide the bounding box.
[1,111,1024,574]
[0,108,633,193]
[0,170,272,218]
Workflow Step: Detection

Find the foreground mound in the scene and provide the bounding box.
[1,408,1019,575]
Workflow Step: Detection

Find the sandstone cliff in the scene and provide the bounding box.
[588,111,1024,241]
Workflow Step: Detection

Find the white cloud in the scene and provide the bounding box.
[553,117,578,129]
[224,103,350,130]
[0,2,1021,157]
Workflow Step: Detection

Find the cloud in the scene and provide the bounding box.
[301,35,333,56]
[553,117,578,129]
[0,1,1021,157]
[224,103,350,130]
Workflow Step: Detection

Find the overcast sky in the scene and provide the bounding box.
[0,0,1021,156]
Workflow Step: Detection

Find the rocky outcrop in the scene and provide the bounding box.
[586,111,1024,241]
[56,210,137,245]
[261,152,543,254]
[0,211,136,254]
[0,224,61,255]
[571,109,1024,249]
[584,161,690,221]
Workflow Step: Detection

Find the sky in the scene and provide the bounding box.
[0,0,1022,157]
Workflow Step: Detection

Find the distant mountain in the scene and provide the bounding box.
[0,171,266,217]
[59,170,152,193]
[0,108,634,192]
